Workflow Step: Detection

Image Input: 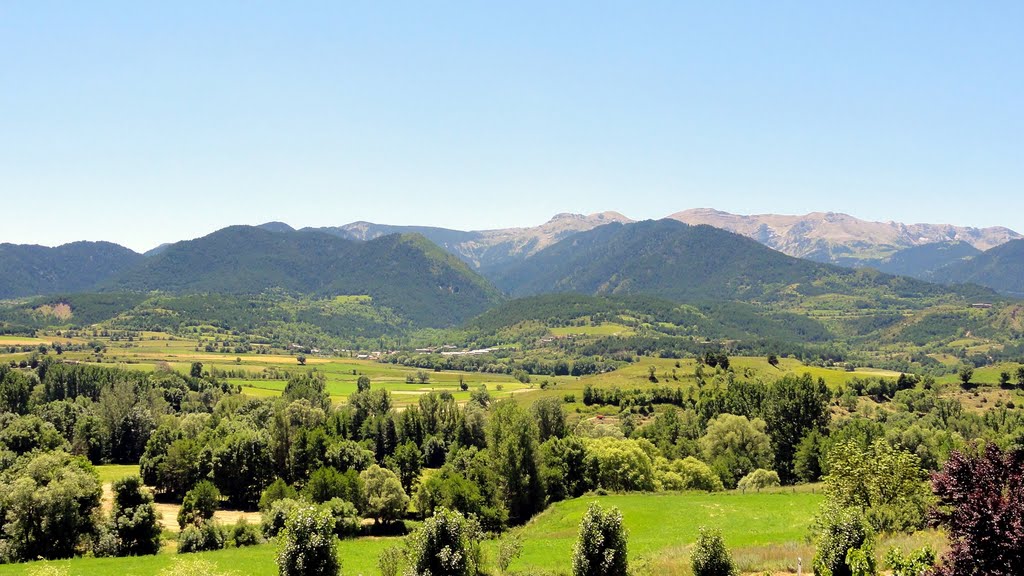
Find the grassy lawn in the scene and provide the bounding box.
[498,489,823,574]
[550,322,635,337]
[0,490,823,576]
[0,539,399,576]
[0,488,949,575]
[95,464,141,485]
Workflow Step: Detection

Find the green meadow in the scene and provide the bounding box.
[0,490,824,576]
[0,487,943,575]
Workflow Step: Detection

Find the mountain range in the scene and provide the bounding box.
[307,211,634,273]
[668,208,1020,264]
[0,210,1021,317]
[490,219,994,304]
[929,239,1024,297]
[309,209,1022,289]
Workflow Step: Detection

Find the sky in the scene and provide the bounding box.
[1,2,1022,252]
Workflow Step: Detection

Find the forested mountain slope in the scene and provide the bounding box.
[491,220,994,304]
[0,241,143,298]
[105,226,501,326]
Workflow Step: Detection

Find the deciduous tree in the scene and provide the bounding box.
[360,464,409,526]
[931,444,1024,576]
[488,400,545,524]
[571,503,628,576]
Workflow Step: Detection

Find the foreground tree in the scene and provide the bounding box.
[699,413,773,488]
[360,464,409,526]
[812,506,876,576]
[762,374,830,484]
[277,504,340,576]
[824,439,929,533]
[488,401,546,524]
[178,480,221,528]
[405,508,482,576]
[106,475,161,556]
[572,502,628,576]
[0,451,102,561]
[691,527,738,576]
[931,444,1024,576]
[212,428,273,509]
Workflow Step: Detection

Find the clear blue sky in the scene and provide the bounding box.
[2,2,1021,252]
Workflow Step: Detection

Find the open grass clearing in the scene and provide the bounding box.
[0,488,950,575]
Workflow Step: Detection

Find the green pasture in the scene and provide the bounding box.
[95,464,141,485]
[0,331,528,407]
[0,490,823,576]
[934,361,1024,386]
[0,487,950,576]
[0,538,396,576]
[500,489,823,574]
[549,322,635,337]
[523,355,906,410]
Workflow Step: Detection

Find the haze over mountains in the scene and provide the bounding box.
[0,210,1021,310]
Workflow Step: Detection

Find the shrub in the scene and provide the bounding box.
[845,545,877,576]
[405,508,482,576]
[178,521,227,554]
[885,546,935,576]
[106,475,161,556]
[585,437,656,492]
[812,506,875,576]
[178,480,221,529]
[277,504,340,576]
[691,527,737,576]
[654,456,724,492]
[92,525,121,558]
[261,498,301,538]
[571,503,628,576]
[378,545,403,576]
[259,478,297,510]
[229,518,262,547]
[498,533,524,574]
[737,469,781,492]
[322,497,361,538]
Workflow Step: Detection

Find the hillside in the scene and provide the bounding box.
[669,208,1020,266]
[874,241,981,279]
[313,211,634,271]
[0,241,143,298]
[105,226,501,327]
[490,219,989,305]
[930,239,1024,297]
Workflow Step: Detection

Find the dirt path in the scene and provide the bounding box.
[102,483,262,532]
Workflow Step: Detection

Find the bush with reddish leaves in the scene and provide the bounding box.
[931,443,1024,576]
